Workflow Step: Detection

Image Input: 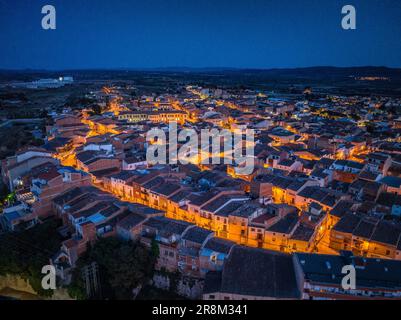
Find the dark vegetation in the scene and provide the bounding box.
[63,94,96,109]
[1,67,401,97]
[0,218,63,297]
[0,124,45,159]
[67,237,159,300]
[136,285,187,300]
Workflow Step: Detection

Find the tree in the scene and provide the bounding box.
[90,104,102,115]
[366,123,376,134]
[0,183,9,203]
[309,105,318,113]
[39,109,48,118]
[31,138,45,147]
[151,238,160,259]
[0,218,63,298]
[65,95,96,110]
[67,268,87,300]
[68,237,158,300]
[350,113,361,121]
[388,106,397,116]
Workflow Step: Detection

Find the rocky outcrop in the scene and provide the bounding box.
[0,274,73,300]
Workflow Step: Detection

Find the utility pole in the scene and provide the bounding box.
[82,262,101,299]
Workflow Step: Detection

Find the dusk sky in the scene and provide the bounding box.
[1,0,401,70]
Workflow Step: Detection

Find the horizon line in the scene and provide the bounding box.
[1,65,401,73]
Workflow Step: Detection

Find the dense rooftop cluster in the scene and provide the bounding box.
[2,83,401,300]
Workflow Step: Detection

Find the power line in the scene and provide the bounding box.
[82,262,102,299]
[0,233,54,265]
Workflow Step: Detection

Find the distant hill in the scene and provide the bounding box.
[1,66,400,80]
[239,66,401,79]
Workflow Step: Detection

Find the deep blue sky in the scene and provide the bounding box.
[1,0,401,69]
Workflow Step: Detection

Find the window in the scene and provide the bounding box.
[209,295,215,299]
